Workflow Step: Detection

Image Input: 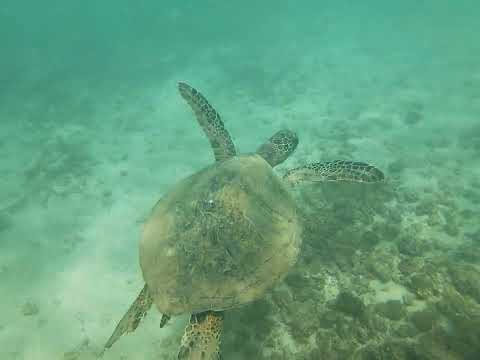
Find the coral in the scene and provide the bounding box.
[393,323,418,338]
[365,244,400,283]
[0,212,12,232]
[387,159,408,175]
[397,234,432,256]
[443,210,460,237]
[311,330,353,360]
[353,339,419,360]
[402,100,424,126]
[398,256,423,275]
[375,299,405,321]
[448,263,480,302]
[21,301,39,316]
[409,308,437,332]
[407,265,446,300]
[332,291,365,318]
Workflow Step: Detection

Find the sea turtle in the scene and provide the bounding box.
[100,82,384,359]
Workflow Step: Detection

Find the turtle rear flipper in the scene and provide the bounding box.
[177,311,224,360]
[256,129,298,167]
[100,284,153,356]
[178,82,236,162]
[283,160,384,185]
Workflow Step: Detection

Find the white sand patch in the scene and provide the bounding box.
[366,280,426,313]
[367,280,411,304]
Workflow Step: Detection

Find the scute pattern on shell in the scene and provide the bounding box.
[139,155,302,315]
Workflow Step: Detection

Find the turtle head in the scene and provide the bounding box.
[256,129,299,168]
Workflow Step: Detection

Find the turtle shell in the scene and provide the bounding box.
[139,154,302,315]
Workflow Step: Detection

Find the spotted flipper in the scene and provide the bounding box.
[283,160,384,185]
[178,82,236,162]
[177,311,224,360]
[100,284,153,356]
[256,129,299,167]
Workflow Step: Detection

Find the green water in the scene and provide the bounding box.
[1,1,479,359]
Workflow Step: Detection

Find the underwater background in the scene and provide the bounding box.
[1,1,479,359]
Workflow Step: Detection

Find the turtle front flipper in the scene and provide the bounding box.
[283,160,385,185]
[178,82,236,162]
[177,311,224,360]
[256,129,299,167]
[100,284,153,356]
